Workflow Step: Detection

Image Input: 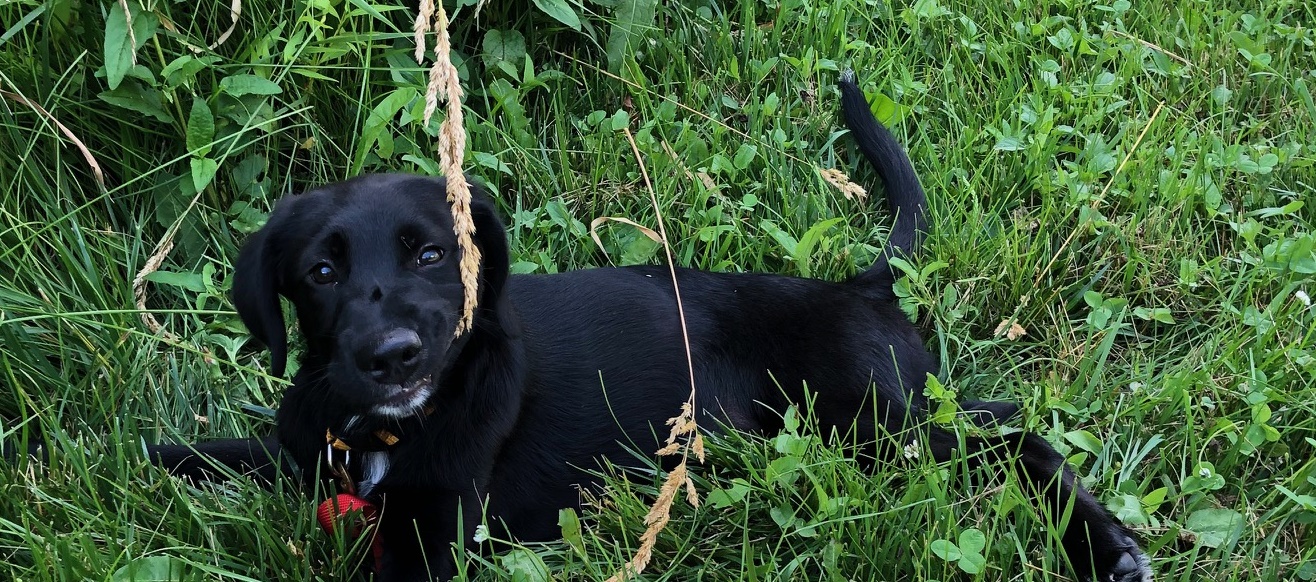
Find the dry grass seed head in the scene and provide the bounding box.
[416,3,480,335]
[604,462,689,582]
[691,433,705,463]
[601,122,709,582]
[662,401,696,446]
[819,167,867,201]
[413,0,434,63]
[994,319,1028,340]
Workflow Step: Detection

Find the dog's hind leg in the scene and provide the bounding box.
[147,435,286,483]
[926,426,1151,582]
[960,400,1021,427]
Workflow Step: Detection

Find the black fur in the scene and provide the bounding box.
[147,73,1151,582]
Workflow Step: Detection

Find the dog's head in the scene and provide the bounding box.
[232,174,510,417]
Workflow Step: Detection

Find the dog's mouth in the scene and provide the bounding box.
[371,374,435,418]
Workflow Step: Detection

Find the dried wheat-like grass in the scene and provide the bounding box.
[209,0,242,49]
[131,188,218,371]
[415,3,481,336]
[588,216,661,265]
[0,89,104,189]
[606,399,704,581]
[156,0,240,54]
[1109,29,1193,68]
[132,235,176,338]
[133,185,207,340]
[602,129,705,582]
[819,167,867,201]
[413,0,434,64]
[994,319,1028,341]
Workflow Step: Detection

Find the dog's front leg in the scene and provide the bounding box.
[376,487,483,582]
[147,435,284,483]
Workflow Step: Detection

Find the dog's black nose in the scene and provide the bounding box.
[359,329,423,384]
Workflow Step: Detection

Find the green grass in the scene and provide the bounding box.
[2,0,1314,580]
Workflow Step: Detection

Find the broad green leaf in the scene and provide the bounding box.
[1133,306,1176,324]
[220,74,282,97]
[1186,508,1244,548]
[959,552,986,575]
[957,528,986,553]
[767,456,800,484]
[923,373,951,400]
[482,29,527,71]
[354,87,417,171]
[403,154,443,176]
[929,539,962,561]
[544,199,572,230]
[289,68,335,82]
[769,505,796,529]
[499,548,551,582]
[695,224,736,243]
[488,78,533,147]
[1107,493,1148,525]
[1062,429,1103,454]
[145,270,207,293]
[866,91,908,126]
[111,555,186,582]
[783,405,800,433]
[227,201,268,235]
[509,261,539,275]
[161,55,218,88]
[773,432,809,456]
[618,234,660,266]
[706,478,752,509]
[760,220,799,257]
[98,85,171,123]
[558,508,583,553]
[794,217,842,277]
[605,0,658,72]
[1083,290,1104,308]
[230,154,268,196]
[533,0,580,30]
[186,98,215,156]
[732,144,758,170]
[190,157,219,192]
[104,1,158,90]
[1142,486,1169,507]
[608,109,630,132]
[993,134,1026,151]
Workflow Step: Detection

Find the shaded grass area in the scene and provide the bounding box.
[2,0,1313,580]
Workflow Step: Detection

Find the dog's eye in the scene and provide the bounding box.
[310,262,338,284]
[417,246,445,266]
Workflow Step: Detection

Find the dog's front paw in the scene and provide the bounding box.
[1096,535,1152,582]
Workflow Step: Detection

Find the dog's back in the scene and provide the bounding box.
[499,75,940,455]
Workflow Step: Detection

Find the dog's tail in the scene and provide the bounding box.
[838,70,927,295]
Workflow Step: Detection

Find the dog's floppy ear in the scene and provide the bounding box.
[466,179,510,309]
[232,220,288,378]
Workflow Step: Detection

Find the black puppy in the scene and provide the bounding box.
[150,73,1152,582]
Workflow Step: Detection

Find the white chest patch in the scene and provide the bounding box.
[358,451,390,497]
